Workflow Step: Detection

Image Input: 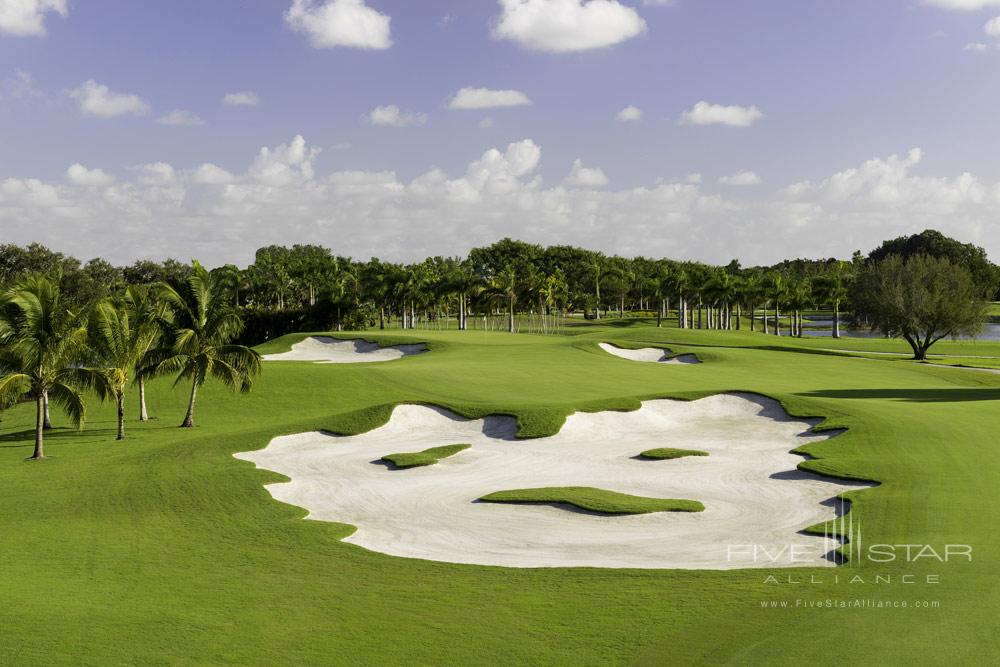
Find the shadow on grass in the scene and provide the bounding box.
[798,388,1000,403]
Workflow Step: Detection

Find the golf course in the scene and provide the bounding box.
[2,317,998,664]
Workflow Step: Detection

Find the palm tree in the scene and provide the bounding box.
[786,279,813,338]
[126,285,168,421]
[742,274,764,333]
[0,275,109,459]
[489,266,519,334]
[647,262,671,328]
[142,261,262,428]
[768,273,788,336]
[816,261,851,338]
[89,287,163,440]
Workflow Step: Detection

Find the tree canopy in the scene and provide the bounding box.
[851,254,987,359]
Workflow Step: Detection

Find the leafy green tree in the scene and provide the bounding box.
[868,229,999,299]
[142,262,262,428]
[851,254,987,359]
[0,275,109,459]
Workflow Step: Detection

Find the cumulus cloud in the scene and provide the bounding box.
[285,0,392,49]
[68,80,150,118]
[563,159,609,187]
[616,105,643,121]
[922,0,1000,9]
[193,163,235,185]
[719,171,762,186]
[679,101,763,127]
[368,104,428,127]
[4,138,1000,271]
[964,41,989,51]
[223,91,260,106]
[156,109,206,126]
[67,164,115,187]
[448,87,532,110]
[0,0,66,36]
[492,0,647,52]
[986,16,1000,35]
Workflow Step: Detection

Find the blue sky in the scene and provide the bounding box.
[2,0,1000,266]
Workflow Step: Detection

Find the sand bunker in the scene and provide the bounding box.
[263,337,426,364]
[598,342,700,364]
[235,394,872,569]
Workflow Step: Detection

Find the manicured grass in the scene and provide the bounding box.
[380,444,470,469]
[1,319,999,664]
[479,486,704,514]
[638,447,709,460]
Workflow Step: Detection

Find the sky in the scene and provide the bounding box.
[2,0,1000,268]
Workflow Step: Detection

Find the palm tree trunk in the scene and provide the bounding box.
[509,297,515,334]
[656,299,662,327]
[774,304,781,336]
[139,377,149,421]
[43,390,52,430]
[833,301,841,338]
[31,394,44,460]
[751,304,756,332]
[379,306,385,330]
[181,374,198,428]
[116,391,125,440]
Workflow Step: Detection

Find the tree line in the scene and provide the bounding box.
[0,228,991,455]
[0,262,261,460]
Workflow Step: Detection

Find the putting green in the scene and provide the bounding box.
[380,444,470,469]
[478,486,704,514]
[0,322,998,664]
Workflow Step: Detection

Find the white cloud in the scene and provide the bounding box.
[679,101,763,127]
[616,105,643,121]
[922,0,1000,9]
[223,91,260,107]
[719,171,762,186]
[448,87,532,110]
[6,139,1000,273]
[68,80,150,118]
[367,104,428,127]
[285,0,392,50]
[479,117,495,129]
[67,164,115,187]
[492,0,647,52]
[964,42,989,51]
[985,16,1000,35]
[193,163,235,185]
[156,109,206,126]
[563,159,609,187]
[0,0,66,37]
[248,134,320,186]
[133,162,177,185]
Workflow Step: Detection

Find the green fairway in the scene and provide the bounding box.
[638,447,710,460]
[380,443,470,469]
[1,320,999,664]
[478,486,704,514]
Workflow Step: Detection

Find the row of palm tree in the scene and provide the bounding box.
[0,262,261,460]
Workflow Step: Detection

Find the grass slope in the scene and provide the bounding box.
[479,486,704,514]
[380,444,470,469]
[638,447,710,460]
[1,319,999,664]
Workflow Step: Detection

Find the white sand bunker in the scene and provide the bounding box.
[599,342,700,364]
[263,337,426,364]
[235,394,872,569]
